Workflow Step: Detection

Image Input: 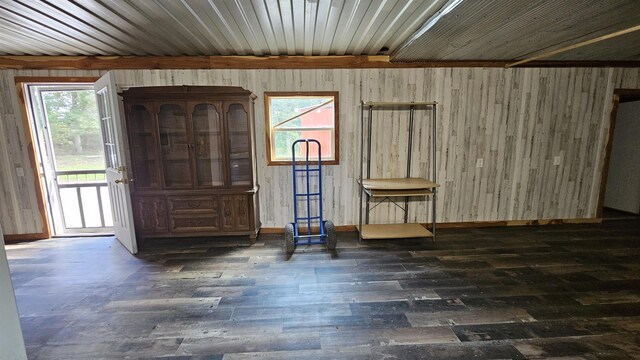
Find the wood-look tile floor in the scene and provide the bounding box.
[6,219,640,359]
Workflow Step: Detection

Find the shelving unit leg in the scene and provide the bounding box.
[358,102,364,243]
[404,106,415,224]
[432,105,437,242]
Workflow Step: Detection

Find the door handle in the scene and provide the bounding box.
[115,178,135,184]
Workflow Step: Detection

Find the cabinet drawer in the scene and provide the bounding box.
[168,196,218,214]
[170,214,220,233]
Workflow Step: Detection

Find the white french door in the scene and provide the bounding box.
[94,72,138,254]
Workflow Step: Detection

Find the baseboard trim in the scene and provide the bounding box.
[4,232,49,244]
[260,225,356,234]
[4,218,604,242]
[260,218,602,233]
[437,218,602,228]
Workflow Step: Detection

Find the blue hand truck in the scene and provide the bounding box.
[284,139,337,253]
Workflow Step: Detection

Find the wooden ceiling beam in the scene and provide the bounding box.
[0,55,501,69]
[0,55,638,70]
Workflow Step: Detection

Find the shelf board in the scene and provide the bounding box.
[358,223,433,239]
[230,154,250,160]
[360,178,439,190]
[362,101,436,109]
[365,188,433,197]
[160,129,187,135]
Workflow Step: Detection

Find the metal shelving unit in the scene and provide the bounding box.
[357,101,439,242]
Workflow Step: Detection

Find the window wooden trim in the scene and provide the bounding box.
[264,91,340,166]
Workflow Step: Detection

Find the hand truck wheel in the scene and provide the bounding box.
[324,220,337,250]
[284,223,295,253]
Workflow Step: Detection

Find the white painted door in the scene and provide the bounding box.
[94,72,138,254]
[604,100,640,214]
[0,224,28,360]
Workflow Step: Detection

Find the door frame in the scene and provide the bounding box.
[13,76,99,241]
[596,88,640,218]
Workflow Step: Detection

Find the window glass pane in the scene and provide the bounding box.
[274,130,303,160]
[270,97,334,129]
[267,93,338,164]
[274,129,334,161]
[299,129,333,159]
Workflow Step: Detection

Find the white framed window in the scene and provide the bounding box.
[265,92,339,165]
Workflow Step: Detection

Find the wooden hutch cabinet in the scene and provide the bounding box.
[121,86,260,244]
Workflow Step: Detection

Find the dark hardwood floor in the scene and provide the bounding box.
[6,219,640,359]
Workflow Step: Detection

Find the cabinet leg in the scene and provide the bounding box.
[249,233,257,244]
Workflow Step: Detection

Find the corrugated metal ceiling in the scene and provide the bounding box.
[392,0,640,62]
[0,0,637,63]
[0,0,447,56]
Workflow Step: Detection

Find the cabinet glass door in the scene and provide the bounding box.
[191,103,224,187]
[226,103,251,186]
[158,103,192,188]
[128,104,159,189]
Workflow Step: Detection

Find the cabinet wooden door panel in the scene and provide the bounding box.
[220,195,251,231]
[134,197,168,233]
[234,196,250,230]
[221,196,236,231]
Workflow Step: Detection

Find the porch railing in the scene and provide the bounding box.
[56,170,112,229]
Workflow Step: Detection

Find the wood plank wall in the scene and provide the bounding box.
[0,68,638,234]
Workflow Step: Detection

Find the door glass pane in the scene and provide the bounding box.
[128,104,159,188]
[226,103,251,186]
[158,103,192,188]
[192,103,224,187]
[59,187,82,228]
[80,187,102,227]
[96,91,117,169]
[100,186,113,226]
[43,90,105,171]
